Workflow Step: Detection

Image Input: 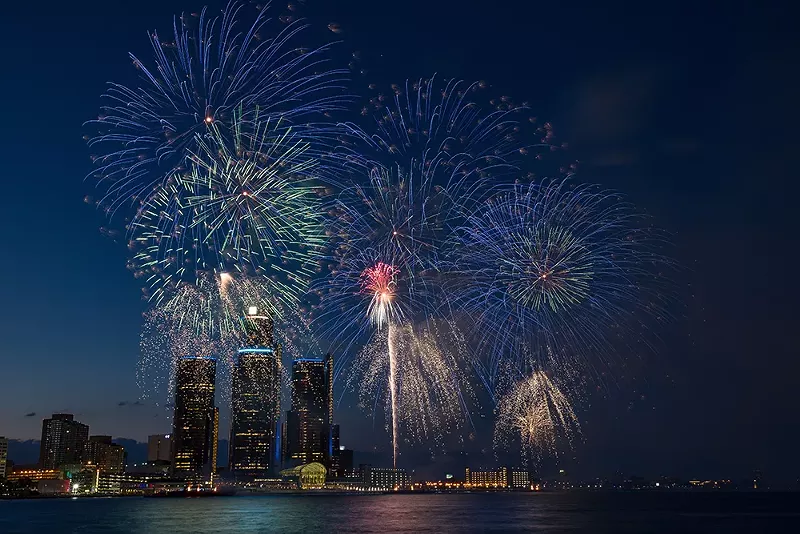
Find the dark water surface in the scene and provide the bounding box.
[1,492,798,533]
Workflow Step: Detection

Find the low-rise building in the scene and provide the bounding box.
[508,468,533,489]
[7,468,62,482]
[363,466,409,490]
[465,467,508,488]
[280,462,327,489]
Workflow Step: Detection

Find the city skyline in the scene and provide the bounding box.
[0,0,797,487]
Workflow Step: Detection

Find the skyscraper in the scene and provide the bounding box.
[285,354,333,467]
[211,407,219,476]
[170,355,217,481]
[229,309,282,479]
[329,424,341,477]
[39,414,89,470]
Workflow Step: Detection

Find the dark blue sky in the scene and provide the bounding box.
[1,0,797,481]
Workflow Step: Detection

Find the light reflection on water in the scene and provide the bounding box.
[1,492,798,533]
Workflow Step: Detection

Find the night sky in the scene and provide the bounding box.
[1,1,797,482]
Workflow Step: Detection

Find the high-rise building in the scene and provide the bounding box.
[211,407,219,476]
[171,355,217,481]
[147,434,172,463]
[285,354,333,467]
[0,436,8,478]
[329,424,341,477]
[39,414,89,470]
[339,447,354,475]
[87,436,125,474]
[229,310,282,480]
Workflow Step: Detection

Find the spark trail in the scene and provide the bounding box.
[387,322,400,467]
[360,261,402,466]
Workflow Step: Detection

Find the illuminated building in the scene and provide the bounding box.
[147,434,172,462]
[280,462,327,489]
[509,468,533,488]
[70,466,99,494]
[6,468,62,482]
[211,407,219,476]
[465,467,508,488]
[96,473,124,494]
[285,354,333,467]
[0,436,7,478]
[329,424,341,477]
[363,466,409,490]
[87,436,125,474]
[39,413,89,469]
[171,355,217,481]
[229,308,282,479]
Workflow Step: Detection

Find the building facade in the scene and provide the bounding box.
[229,349,281,478]
[465,467,508,488]
[6,468,62,482]
[363,466,409,490]
[171,355,217,481]
[508,468,532,489]
[229,309,282,480]
[339,448,354,475]
[0,436,7,478]
[280,462,327,489]
[329,424,341,477]
[87,436,125,474]
[285,354,333,468]
[39,414,89,470]
[147,434,172,463]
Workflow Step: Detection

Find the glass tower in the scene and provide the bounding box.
[170,355,217,481]
[285,354,333,467]
[229,307,281,479]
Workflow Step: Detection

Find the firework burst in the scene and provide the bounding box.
[129,113,326,308]
[86,0,348,212]
[446,178,671,392]
[327,77,549,270]
[360,261,402,329]
[494,370,581,465]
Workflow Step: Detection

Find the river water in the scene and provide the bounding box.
[1,492,798,533]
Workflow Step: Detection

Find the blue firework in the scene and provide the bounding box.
[446,178,672,393]
[328,77,554,263]
[86,1,348,213]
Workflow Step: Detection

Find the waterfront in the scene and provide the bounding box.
[1,492,798,533]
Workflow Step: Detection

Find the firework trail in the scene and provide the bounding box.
[316,76,542,353]
[86,0,348,213]
[314,78,549,461]
[129,112,326,308]
[351,320,475,461]
[360,259,401,466]
[494,369,581,465]
[387,323,400,466]
[446,178,672,394]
